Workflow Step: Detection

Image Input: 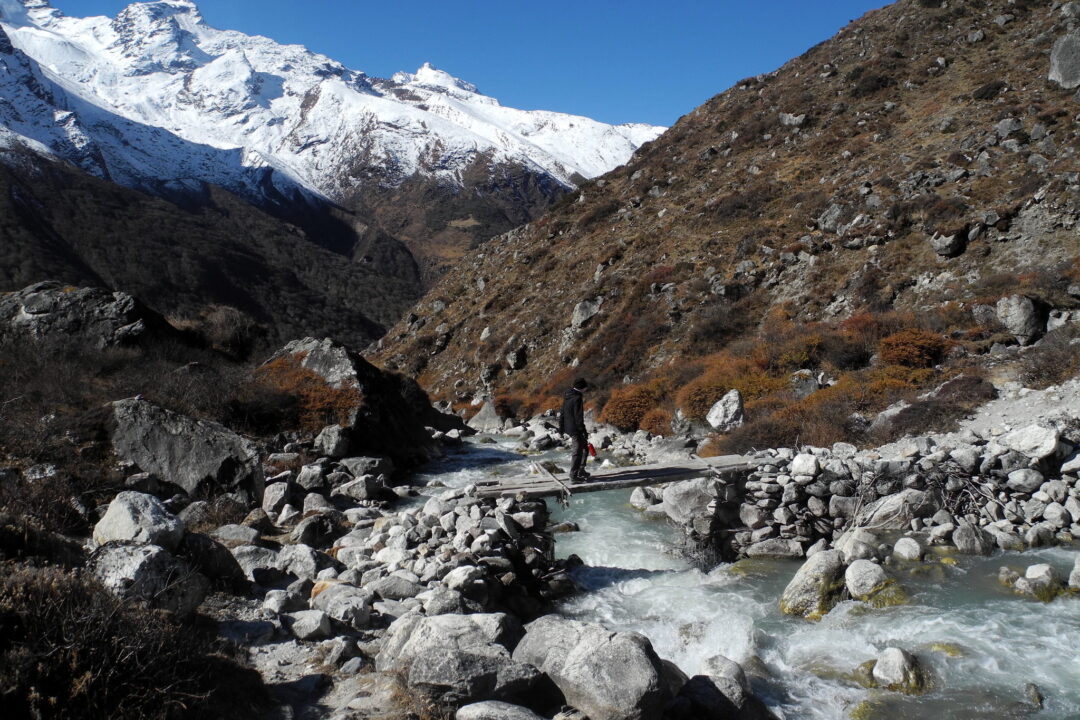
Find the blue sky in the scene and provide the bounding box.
[55,0,887,127]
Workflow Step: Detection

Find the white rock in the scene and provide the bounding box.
[789,453,819,477]
[893,537,923,561]
[706,389,744,432]
[93,491,185,551]
[1001,425,1060,461]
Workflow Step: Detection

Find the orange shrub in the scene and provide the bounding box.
[676,354,785,419]
[599,384,661,431]
[878,329,949,367]
[639,408,673,437]
[255,354,363,433]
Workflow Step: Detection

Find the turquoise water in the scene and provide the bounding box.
[416,439,1080,720]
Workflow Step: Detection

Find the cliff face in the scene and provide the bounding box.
[374,0,1080,403]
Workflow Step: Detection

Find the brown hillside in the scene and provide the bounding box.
[374,0,1080,437]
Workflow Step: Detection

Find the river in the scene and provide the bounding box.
[413,437,1080,720]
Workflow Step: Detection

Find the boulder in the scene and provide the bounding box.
[110,397,263,503]
[314,425,352,458]
[706,390,744,432]
[893,537,923,562]
[456,702,547,720]
[340,456,395,478]
[845,560,889,601]
[779,549,846,620]
[230,545,284,585]
[93,491,185,551]
[930,232,965,257]
[267,337,453,466]
[512,615,666,720]
[88,542,208,617]
[855,489,936,530]
[745,538,804,559]
[871,647,926,694]
[571,297,604,329]
[701,654,749,710]
[995,295,1044,345]
[1007,469,1045,493]
[176,532,247,590]
[0,281,171,348]
[952,521,994,555]
[1050,31,1080,89]
[378,613,524,674]
[789,453,819,477]
[1000,425,1060,461]
[407,644,544,708]
[1014,564,1063,602]
[789,370,820,400]
[468,402,506,434]
[311,582,373,629]
[368,574,426,601]
[1069,556,1080,590]
[660,478,717,526]
[283,610,333,641]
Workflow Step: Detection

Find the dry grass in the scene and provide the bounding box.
[599,384,661,432]
[255,353,363,433]
[0,564,268,720]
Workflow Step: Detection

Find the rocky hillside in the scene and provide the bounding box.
[0,0,661,282]
[375,0,1080,417]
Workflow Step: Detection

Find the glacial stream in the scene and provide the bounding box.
[413,437,1080,720]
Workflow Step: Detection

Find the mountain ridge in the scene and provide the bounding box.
[373,0,1080,421]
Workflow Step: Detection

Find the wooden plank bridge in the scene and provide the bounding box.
[472,455,757,500]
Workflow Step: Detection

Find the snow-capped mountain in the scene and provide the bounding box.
[0,0,663,203]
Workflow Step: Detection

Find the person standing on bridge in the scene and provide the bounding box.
[560,378,592,481]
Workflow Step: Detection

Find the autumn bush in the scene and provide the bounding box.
[878,328,949,367]
[600,384,661,431]
[639,408,673,437]
[254,353,363,433]
[677,354,785,420]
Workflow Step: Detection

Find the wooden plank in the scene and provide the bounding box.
[473,454,757,499]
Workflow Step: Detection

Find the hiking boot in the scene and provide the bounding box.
[574,471,592,482]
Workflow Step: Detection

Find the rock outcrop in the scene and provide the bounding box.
[110,397,264,503]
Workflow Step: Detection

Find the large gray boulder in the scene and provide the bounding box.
[407,644,544,708]
[456,702,547,720]
[1000,425,1061,462]
[1050,32,1080,89]
[267,337,453,465]
[995,295,1044,346]
[1069,555,1080,590]
[88,542,208,617]
[0,281,169,348]
[845,560,890,601]
[953,521,994,555]
[779,549,846,620]
[377,613,540,707]
[468,402,506,434]
[310,582,373,629]
[511,615,667,720]
[705,389,744,432]
[855,489,937,530]
[93,491,185,551]
[110,397,263,503]
[378,613,523,673]
[660,478,717,526]
[871,647,926,694]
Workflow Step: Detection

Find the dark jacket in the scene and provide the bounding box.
[559,388,586,437]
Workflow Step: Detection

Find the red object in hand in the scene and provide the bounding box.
[588,443,597,457]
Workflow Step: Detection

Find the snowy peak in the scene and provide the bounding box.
[109,1,209,74]
[393,62,480,95]
[0,0,664,203]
